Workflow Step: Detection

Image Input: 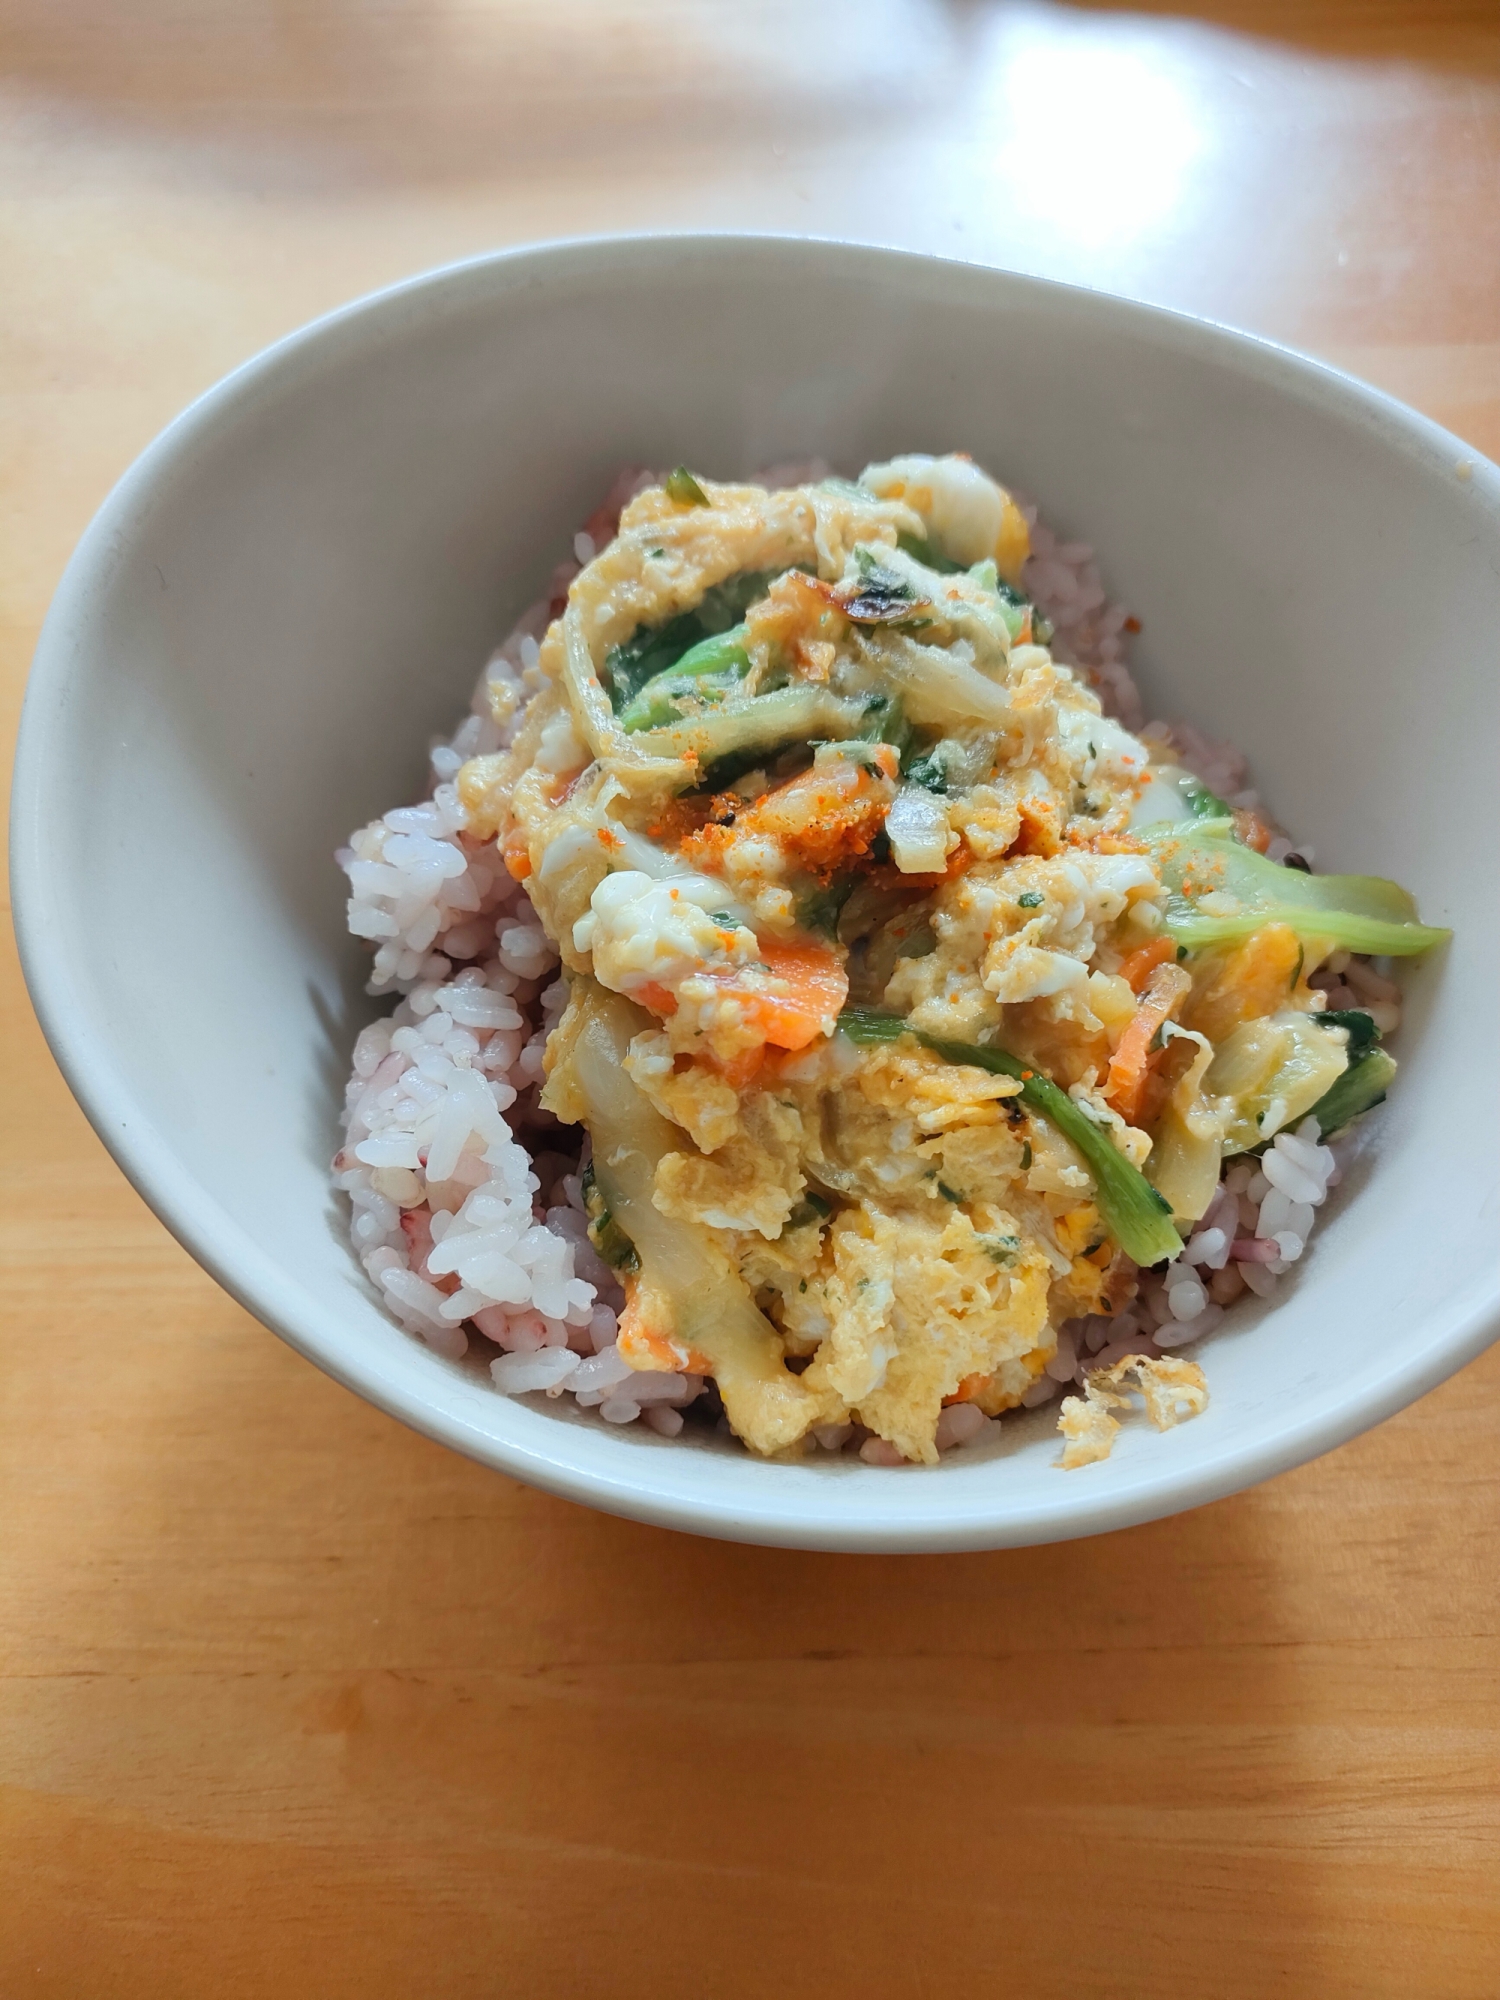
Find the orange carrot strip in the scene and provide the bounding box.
[704,1044,767,1092]
[1117,935,1176,994]
[618,1321,713,1377]
[1104,961,1193,1124]
[737,940,849,1052]
[682,761,892,877]
[635,981,678,1018]
[948,1372,988,1406]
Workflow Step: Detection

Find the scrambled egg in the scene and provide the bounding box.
[456,455,1372,1466]
[1057,1356,1209,1469]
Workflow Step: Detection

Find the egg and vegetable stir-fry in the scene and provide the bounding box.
[457,456,1447,1465]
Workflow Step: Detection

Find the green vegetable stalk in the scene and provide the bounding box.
[1303,1012,1397,1138]
[604,568,782,711]
[1304,1046,1397,1138]
[1146,823,1450,956]
[618,627,752,732]
[839,1008,1183,1267]
[637,684,879,776]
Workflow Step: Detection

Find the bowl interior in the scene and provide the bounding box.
[14,237,1500,1549]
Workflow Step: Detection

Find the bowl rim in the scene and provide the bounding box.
[11,229,1500,1551]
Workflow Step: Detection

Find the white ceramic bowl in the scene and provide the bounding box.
[12,235,1498,1551]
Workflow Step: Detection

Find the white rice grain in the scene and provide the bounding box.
[492,1348,581,1395]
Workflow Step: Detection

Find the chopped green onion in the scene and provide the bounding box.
[786,1191,833,1230]
[903,749,949,793]
[796,874,857,938]
[581,1161,639,1272]
[981,1234,1021,1266]
[665,466,710,507]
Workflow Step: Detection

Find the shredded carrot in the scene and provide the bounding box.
[636,944,845,1061]
[1117,935,1176,993]
[635,981,678,1018]
[948,1372,988,1405]
[616,1287,712,1376]
[703,1043,767,1092]
[732,940,849,1052]
[1104,961,1193,1124]
[501,834,533,882]
[1232,805,1274,854]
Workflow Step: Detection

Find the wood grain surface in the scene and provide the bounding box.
[2,3,1498,1994]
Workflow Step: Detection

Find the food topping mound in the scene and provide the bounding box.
[434,455,1445,1466]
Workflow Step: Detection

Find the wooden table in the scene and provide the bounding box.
[3,3,1497,1993]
